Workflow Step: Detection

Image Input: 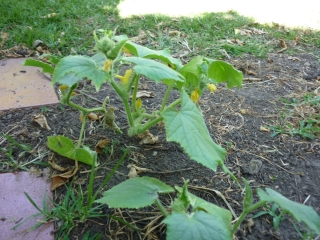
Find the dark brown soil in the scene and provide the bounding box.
[1,52,319,240]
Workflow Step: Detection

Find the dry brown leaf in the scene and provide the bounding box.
[138,131,158,145]
[0,32,9,48]
[168,30,181,36]
[247,218,255,233]
[279,38,287,48]
[40,13,58,18]
[246,70,256,75]
[128,164,150,178]
[260,126,270,132]
[234,28,251,36]
[251,28,267,35]
[50,176,68,191]
[288,56,301,62]
[135,91,155,98]
[0,44,33,58]
[50,160,78,191]
[48,154,68,172]
[128,166,138,178]
[95,138,110,154]
[33,113,51,130]
[87,113,99,121]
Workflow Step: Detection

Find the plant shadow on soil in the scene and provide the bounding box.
[0,52,320,239]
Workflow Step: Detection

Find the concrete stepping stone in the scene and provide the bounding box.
[0,170,54,239]
[0,58,59,111]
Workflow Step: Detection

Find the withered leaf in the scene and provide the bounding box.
[128,164,150,178]
[87,113,99,121]
[260,126,270,132]
[48,154,68,172]
[50,160,78,191]
[135,91,155,98]
[33,113,51,130]
[138,131,158,145]
[95,138,110,154]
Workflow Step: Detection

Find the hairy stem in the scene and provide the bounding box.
[131,73,139,112]
[109,80,134,127]
[232,201,266,235]
[160,81,174,112]
[92,149,130,201]
[77,111,87,148]
[155,198,169,217]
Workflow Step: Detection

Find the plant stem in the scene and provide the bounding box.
[87,155,97,206]
[138,116,164,134]
[160,81,174,112]
[109,80,134,127]
[131,73,139,112]
[92,149,130,201]
[133,98,182,135]
[77,111,87,148]
[166,98,181,109]
[155,198,169,217]
[232,201,266,235]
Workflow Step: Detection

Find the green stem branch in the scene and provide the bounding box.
[160,81,174,112]
[110,80,134,127]
[131,74,139,112]
[232,201,266,235]
[155,198,169,217]
[77,111,87,148]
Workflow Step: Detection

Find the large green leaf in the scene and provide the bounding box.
[179,56,203,88]
[258,188,320,235]
[52,55,109,91]
[163,211,232,240]
[95,177,174,208]
[208,60,243,88]
[47,135,95,165]
[91,52,107,68]
[122,57,184,83]
[22,59,55,74]
[125,41,183,69]
[161,90,226,171]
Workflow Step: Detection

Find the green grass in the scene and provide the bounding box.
[269,93,320,140]
[1,0,319,59]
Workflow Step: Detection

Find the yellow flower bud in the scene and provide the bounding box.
[122,46,132,55]
[59,85,69,90]
[79,114,83,121]
[71,91,77,96]
[190,87,200,103]
[104,60,112,71]
[207,84,217,94]
[115,69,133,85]
[135,98,142,109]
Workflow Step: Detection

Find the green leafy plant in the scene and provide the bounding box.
[13,149,131,238]
[23,30,243,176]
[95,177,320,240]
[253,203,285,230]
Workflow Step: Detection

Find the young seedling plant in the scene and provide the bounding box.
[22,30,320,239]
[23,29,243,175]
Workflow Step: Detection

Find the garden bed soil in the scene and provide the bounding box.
[1,52,320,240]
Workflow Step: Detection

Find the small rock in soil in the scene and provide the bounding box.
[241,159,263,175]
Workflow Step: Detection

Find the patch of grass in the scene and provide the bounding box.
[1,1,319,59]
[269,93,320,139]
